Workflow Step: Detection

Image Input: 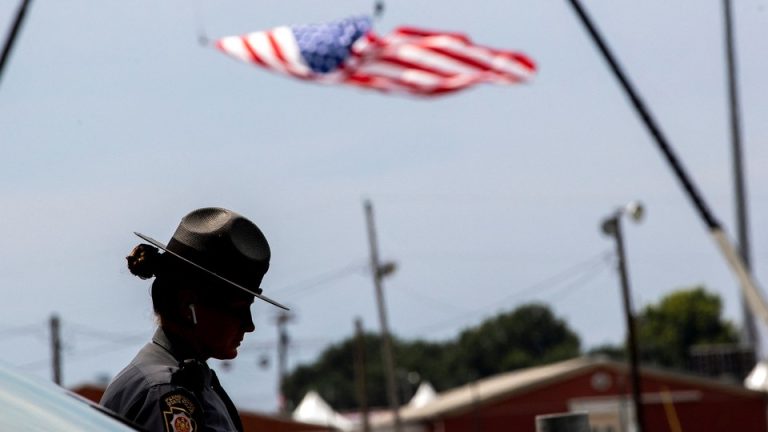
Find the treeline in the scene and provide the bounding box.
[591,286,739,368]
[282,285,738,410]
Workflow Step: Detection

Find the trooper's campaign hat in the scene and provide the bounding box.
[135,207,288,310]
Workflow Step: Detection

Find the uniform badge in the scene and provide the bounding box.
[160,389,202,432]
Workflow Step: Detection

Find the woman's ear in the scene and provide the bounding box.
[175,286,199,326]
[188,304,198,325]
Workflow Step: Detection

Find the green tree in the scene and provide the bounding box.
[453,304,581,377]
[281,303,581,410]
[635,286,738,369]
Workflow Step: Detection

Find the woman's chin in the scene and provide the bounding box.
[213,349,238,360]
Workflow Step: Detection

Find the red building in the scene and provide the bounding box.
[372,357,767,432]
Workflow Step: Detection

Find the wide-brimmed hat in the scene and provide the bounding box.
[135,207,288,310]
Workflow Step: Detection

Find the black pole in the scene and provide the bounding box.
[50,314,62,385]
[565,0,720,231]
[0,0,33,88]
[723,0,757,352]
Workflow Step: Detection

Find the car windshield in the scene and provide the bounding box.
[0,361,138,431]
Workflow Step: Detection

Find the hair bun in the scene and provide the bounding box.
[127,244,161,279]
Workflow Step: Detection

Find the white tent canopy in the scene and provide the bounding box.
[407,382,437,409]
[293,390,354,431]
[745,361,768,391]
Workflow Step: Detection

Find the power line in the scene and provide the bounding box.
[410,250,614,335]
[68,323,150,343]
[0,322,45,340]
[273,261,368,300]
[393,283,468,315]
[540,256,614,304]
[17,331,147,371]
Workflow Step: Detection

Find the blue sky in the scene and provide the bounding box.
[1,0,767,412]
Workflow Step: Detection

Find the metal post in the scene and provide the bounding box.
[723,0,758,353]
[364,199,401,432]
[50,314,61,385]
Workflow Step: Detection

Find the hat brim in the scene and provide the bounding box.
[134,232,289,311]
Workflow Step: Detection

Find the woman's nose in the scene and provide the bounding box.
[243,310,255,333]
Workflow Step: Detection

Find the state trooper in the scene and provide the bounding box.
[100,207,288,432]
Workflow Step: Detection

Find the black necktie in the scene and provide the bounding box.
[210,370,244,432]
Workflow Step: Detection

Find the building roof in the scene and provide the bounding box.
[394,357,593,422]
[372,356,765,426]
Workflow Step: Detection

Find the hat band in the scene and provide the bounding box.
[165,238,267,293]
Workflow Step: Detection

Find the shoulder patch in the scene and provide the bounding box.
[159,389,202,432]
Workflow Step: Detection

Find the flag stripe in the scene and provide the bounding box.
[427,45,509,75]
[246,32,285,72]
[377,54,457,79]
[240,37,268,67]
[393,26,472,45]
[268,31,287,65]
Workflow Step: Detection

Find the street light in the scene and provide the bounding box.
[601,200,645,432]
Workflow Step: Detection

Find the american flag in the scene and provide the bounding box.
[215,16,536,96]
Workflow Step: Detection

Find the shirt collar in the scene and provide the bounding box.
[153,327,213,387]
[153,327,206,363]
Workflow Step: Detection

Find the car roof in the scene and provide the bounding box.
[0,361,138,431]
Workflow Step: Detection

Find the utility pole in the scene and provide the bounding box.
[276,310,294,414]
[723,0,758,355]
[363,199,401,432]
[601,202,645,432]
[354,318,370,432]
[50,314,62,385]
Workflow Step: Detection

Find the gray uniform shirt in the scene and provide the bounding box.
[100,328,241,432]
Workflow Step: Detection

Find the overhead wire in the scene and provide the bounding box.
[14,321,148,371]
[0,322,46,341]
[17,332,147,371]
[539,255,614,303]
[409,250,615,335]
[272,261,369,300]
[67,323,149,343]
[392,283,468,315]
